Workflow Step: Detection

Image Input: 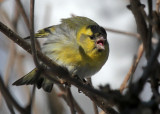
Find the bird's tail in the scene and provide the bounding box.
[13,68,53,92]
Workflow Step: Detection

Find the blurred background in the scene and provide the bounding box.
[0,0,155,113]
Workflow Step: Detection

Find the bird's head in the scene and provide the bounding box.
[77,24,109,59]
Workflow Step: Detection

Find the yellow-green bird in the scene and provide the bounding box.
[13,16,109,92]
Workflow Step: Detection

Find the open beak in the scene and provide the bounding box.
[96,36,105,50]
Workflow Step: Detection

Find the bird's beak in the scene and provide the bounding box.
[96,36,106,50]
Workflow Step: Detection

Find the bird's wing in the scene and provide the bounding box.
[24,26,56,39]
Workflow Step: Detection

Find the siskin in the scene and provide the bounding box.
[13,16,109,92]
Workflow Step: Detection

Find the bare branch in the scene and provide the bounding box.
[0,75,25,113]
[66,87,76,114]
[15,0,30,29]
[15,54,31,101]
[87,78,98,114]
[120,44,144,92]
[58,85,84,114]
[156,0,160,13]
[129,39,160,96]
[4,42,16,85]
[104,27,140,39]
[129,0,150,58]
[29,0,40,68]
[129,0,160,96]
[26,85,36,114]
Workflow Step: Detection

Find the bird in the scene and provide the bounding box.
[13,16,109,92]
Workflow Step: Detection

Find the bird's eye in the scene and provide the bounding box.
[90,36,94,39]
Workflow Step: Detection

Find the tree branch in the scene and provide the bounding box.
[66,87,76,114]
[0,75,25,113]
[120,44,144,92]
[15,0,30,29]
[129,0,160,97]
[29,0,40,68]
[58,85,84,114]
[104,27,140,39]
[129,0,149,58]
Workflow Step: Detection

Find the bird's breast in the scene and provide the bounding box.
[43,42,109,78]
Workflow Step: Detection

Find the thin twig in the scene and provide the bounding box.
[5,101,15,114]
[93,101,99,114]
[104,27,141,39]
[149,0,160,105]
[0,4,19,111]
[25,85,36,114]
[129,0,160,97]
[129,39,160,96]
[99,110,106,114]
[140,6,153,26]
[4,42,16,85]
[15,54,30,102]
[4,2,19,86]
[72,98,85,114]
[105,27,157,44]
[87,78,98,114]
[0,75,25,113]
[21,1,38,114]
[15,0,41,50]
[12,3,20,29]
[30,0,40,68]
[148,0,159,101]
[147,0,153,57]
[129,0,149,58]
[15,0,30,29]
[156,0,160,13]
[47,88,64,114]
[58,85,84,114]
[0,6,16,31]
[66,87,76,114]
[120,44,144,92]
[0,4,19,113]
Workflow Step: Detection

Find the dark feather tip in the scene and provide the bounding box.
[12,79,23,86]
[43,84,53,93]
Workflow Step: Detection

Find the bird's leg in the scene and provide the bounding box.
[73,75,88,84]
[64,81,71,87]
[82,78,87,83]
[73,75,91,87]
[73,75,80,80]
[86,78,92,87]
[58,78,71,87]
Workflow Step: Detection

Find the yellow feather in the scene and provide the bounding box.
[77,27,93,40]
